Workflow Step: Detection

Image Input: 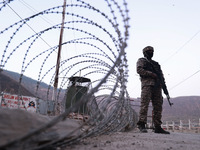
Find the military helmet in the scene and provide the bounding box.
[143,46,154,53]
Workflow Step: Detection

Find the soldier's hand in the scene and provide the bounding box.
[166,94,170,100]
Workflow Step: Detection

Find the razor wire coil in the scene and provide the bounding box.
[0,0,137,149]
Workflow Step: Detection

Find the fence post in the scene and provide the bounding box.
[180,120,183,130]
[166,121,169,130]
[172,121,175,131]
[188,119,191,130]
[199,118,200,126]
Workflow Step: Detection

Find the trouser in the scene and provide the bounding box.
[137,85,163,126]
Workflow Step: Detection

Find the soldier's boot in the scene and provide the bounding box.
[138,123,147,133]
[154,126,170,134]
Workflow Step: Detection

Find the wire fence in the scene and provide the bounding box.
[0,0,138,149]
[162,119,200,134]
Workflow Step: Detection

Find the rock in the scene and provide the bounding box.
[0,108,81,149]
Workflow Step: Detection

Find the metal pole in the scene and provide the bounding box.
[53,0,66,115]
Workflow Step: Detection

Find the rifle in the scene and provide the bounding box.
[146,58,173,107]
[160,79,173,107]
[167,95,173,107]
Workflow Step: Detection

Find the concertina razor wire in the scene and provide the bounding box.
[0,0,138,149]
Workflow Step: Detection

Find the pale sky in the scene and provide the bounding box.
[1,0,200,98]
[127,0,200,98]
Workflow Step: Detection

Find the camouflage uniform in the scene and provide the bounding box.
[137,57,165,127]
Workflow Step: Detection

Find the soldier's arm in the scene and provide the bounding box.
[136,58,157,78]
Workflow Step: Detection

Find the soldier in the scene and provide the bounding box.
[136,46,170,134]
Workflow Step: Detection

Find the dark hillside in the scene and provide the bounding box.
[162,96,200,122]
[131,96,200,122]
[1,70,200,122]
[0,72,34,97]
[1,70,65,100]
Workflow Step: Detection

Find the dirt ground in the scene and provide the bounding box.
[65,129,200,150]
[1,109,200,150]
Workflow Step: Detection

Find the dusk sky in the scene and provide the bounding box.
[127,0,200,98]
[1,0,200,98]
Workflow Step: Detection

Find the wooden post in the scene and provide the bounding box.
[53,0,66,115]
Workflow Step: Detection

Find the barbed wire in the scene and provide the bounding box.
[0,0,137,149]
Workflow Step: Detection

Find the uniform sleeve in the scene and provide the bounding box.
[136,58,155,78]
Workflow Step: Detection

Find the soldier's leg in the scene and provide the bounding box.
[152,87,170,134]
[137,86,152,125]
[151,87,163,126]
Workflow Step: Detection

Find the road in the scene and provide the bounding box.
[65,129,200,150]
